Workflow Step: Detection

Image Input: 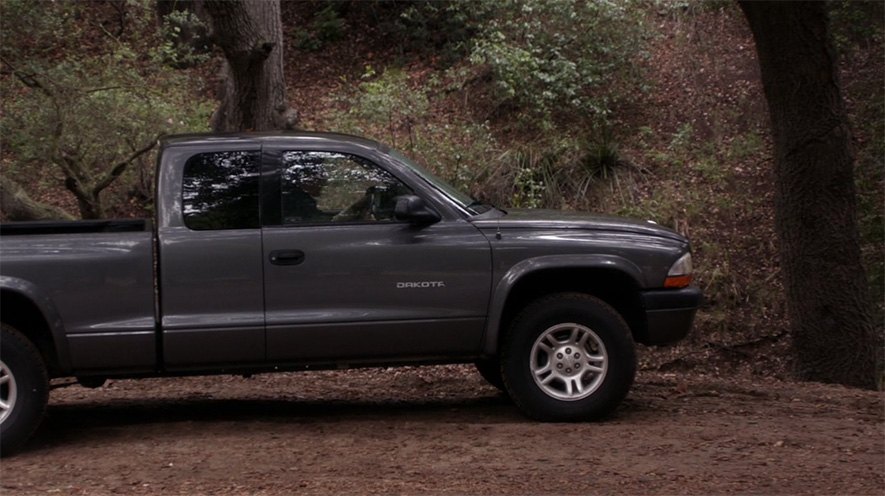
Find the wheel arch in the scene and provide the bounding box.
[1,277,72,376]
[483,255,647,355]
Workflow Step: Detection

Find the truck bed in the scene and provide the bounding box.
[0,224,156,374]
[0,219,150,236]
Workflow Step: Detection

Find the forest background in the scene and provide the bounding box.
[0,0,882,385]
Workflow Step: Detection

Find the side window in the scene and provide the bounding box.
[281,151,413,225]
[182,151,260,230]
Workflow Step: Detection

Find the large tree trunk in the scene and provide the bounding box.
[740,1,882,389]
[204,0,297,132]
[0,174,74,221]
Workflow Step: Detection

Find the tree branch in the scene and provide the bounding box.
[92,137,159,194]
[57,153,86,184]
[0,174,74,221]
[0,55,54,98]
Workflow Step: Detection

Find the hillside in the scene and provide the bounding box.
[1,1,882,381]
[276,2,882,379]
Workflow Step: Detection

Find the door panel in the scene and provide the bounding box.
[262,148,491,362]
[262,222,492,361]
[159,147,265,368]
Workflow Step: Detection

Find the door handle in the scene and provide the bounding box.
[269,250,305,266]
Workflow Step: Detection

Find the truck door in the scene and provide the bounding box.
[157,143,265,368]
[260,147,492,363]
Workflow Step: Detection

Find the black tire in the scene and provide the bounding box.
[474,358,506,391]
[501,293,636,421]
[1,324,49,456]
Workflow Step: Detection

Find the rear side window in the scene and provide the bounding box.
[182,151,260,230]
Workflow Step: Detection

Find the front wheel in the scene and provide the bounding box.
[501,293,636,421]
[1,324,49,456]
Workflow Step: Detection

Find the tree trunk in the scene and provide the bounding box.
[740,1,882,389]
[204,0,297,132]
[0,174,74,221]
[63,177,104,220]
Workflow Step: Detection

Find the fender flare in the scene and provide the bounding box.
[0,275,73,373]
[482,254,644,355]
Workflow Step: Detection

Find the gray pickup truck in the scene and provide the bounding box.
[0,132,701,453]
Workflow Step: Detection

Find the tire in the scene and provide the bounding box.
[501,293,636,421]
[474,358,506,391]
[1,324,49,456]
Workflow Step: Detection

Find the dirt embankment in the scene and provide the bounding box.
[2,366,882,495]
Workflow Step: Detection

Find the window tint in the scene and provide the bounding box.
[182,151,260,230]
[281,151,413,225]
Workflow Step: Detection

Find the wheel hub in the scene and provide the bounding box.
[530,323,608,401]
[553,347,583,375]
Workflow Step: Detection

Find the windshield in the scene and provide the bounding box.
[389,149,493,215]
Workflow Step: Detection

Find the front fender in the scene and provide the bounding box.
[0,275,73,373]
[482,254,644,355]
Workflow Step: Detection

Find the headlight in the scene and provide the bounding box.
[664,252,692,288]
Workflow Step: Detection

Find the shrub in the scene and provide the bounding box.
[332,67,430,148]
[468,0,650,125]
[393,1,497,61]
[2,54,213,218]
[293,4,347,52]
[154,9,212,68]
[0,0,213,219]
[329,68,500,197]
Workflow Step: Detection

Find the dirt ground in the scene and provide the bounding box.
[1,365,882,495]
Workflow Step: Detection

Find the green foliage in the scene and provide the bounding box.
[468,0,649,125]
[329,61,636,210]
[153,9,211,68]
[511,162,549,209]
[329,67,500,196]
[392,1,497,61]
[581,127,621,180]
[2,53,212,214]
[293,4,347,51]
[409,121,501,196]
[333,68,430,148]
[504,143,578,209]
[0,0,81,59]
[0,0,212,218]
[828,1,885,52]
[726,132,764,161]
[668,123,694,152]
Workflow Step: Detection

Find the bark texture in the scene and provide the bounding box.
[0,174,74,221]
[740,1,882,389]
[204,0,297,132]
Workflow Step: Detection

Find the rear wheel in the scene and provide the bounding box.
[1,324,49,456]
[501,293,636,421]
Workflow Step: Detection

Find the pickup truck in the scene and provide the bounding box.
[0,132,701,454]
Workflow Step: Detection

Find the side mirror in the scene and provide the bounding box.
[394,195,441,225]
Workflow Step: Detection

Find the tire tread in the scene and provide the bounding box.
[1,324,50,456]
[500,292,636,421]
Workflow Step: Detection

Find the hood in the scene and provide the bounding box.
[474,209,687,242]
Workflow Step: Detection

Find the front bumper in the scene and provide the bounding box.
[637,287,703,346]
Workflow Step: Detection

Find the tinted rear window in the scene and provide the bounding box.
[182,151,260,230]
